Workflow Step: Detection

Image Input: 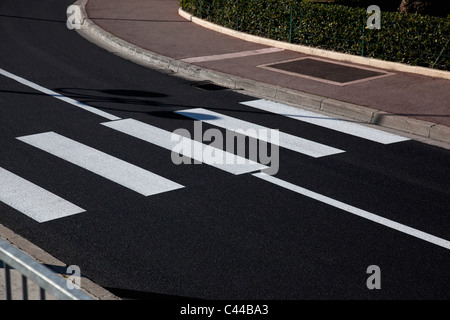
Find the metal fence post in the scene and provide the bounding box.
[22,275,28,300]
[0,238,94,300]
[5,263,12,300]
[289,7,293,44]
[236,1,239,31]
[361,16,365,56]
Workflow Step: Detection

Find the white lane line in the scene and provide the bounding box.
[102,118,268,175]
[181,47,284,63]
[0,68,120,121]
[241,99,409,144]
[253,172,450,251]
[0,167,85,223]
[16,132,184,196]
[175,108,345,158]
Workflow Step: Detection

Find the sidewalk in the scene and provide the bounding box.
[0,223,119,300]
[79,0,450,143]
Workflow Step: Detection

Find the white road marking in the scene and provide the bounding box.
[102,118,268,175]
[0,167,85,223]
[175,108,345,158]
[241,99,409,144]
[0,68,120,121]
[181,47,284,63]
[253,172,450,251]
[16,132,184,196]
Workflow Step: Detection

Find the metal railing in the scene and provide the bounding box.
[0,238,93,300]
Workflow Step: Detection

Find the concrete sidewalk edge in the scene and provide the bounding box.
[0,223,121,300]
[74,0,450,145]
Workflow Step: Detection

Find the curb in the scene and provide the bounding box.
[73,0,450,145]
[0,223,120,300]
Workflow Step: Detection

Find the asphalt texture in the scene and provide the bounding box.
[1,0,450,301]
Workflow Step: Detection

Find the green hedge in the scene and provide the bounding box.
[180,0,450,70]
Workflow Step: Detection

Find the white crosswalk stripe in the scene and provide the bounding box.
[102,118,268,175]
[16,132,184,197]
[0,167,85,223]
[241,99,409,144]
[175,108,345,158]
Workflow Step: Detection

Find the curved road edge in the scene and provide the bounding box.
[72,0,450,146]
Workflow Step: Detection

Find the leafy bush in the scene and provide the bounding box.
[180,0,450,70]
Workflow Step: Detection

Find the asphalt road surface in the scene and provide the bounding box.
[1,0,450,301]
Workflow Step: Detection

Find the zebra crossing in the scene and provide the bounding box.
[2,96,450,250]
[4,68,450,251]
[1,96,408,223]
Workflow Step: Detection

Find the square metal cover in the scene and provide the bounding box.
[259,57,394,86]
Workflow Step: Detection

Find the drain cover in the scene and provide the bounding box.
[259,57,392,85]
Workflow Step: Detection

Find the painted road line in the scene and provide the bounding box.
[0,167,85,223]
[241,99,409,144]
[175,108,345,158]
[181,47,284,63]
[102,118,268,175]
[0,68,120,121]
[253,172,450,251]
[16,132,184,196]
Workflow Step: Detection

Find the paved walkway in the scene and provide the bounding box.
[82,0,450,142]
